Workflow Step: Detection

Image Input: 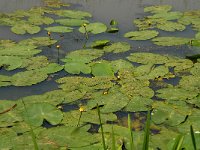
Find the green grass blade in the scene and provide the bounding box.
[22,100,39,150]
[97,103,107,150]
[172,134,184,150]
[190,125,197,150]
[142,111,151,150]
[112,126,116,150]
[128,114,134,150]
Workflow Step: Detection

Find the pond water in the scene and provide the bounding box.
[1,0,200,100]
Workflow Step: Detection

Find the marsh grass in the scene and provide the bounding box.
[190,125,197,150]
[172,134,184,150]
[97,103,107,150]
[142,111,151,150]
[21,100,39,150]
[128,113,134,150]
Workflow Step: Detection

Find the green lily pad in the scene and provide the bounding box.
[152,37,191,46]
[0,75,11,87]
[23,102,63,127]
[87,87,130,113]
[190,62,200,76]
[64,62,91,74]
[103,42,131,53]
[0,56,23,70]
[0,44,41,57]
[144,5,172,13]
[152,100,190,126]
[28,15,54,25]
[110,59,135,73]
[11,70,48,86]
[55,9,92,19]
[127,52,169,65]
[124,96,153,112]
[55,18,89,26]
[79,22,107,34]
[90,39,110,48]
[0,40,16,48]
[107,27,119,33]
[124,30,159,40]
[157,21,185,32]
[11,22,41,35]
[44,0,70,8]
[148,11,183,20]
[91,62,114,76]
[195,32,200,39]
[19,37,57,47]
[38,125,99,148]
[62,109,117,126]
[156,87,198,101]
[38,63,63,74]
[21,56,49,70]
[45,26,73,33]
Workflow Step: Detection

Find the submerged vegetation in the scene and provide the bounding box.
[0,1,200,149]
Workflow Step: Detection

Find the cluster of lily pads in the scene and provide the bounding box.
[124,5,200,47]
[0,1,200,150]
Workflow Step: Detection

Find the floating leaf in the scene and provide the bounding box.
[64,62,91,74]
[110,59,134,73]
[144,5,172,13]
[148,11,183,20]
[79,22,107,34]
[157,21,185,32]
[90,40,110,48]
[11,70,48,86]
[38,63,63,74]
[124,30,159,40]
[127,52,169,65]
[124,96,153,112]
[11,22,40,35]
[28,15,54,25]
[156,87,198,101]
[190,62,200,76]
[45,26,73,33]
[91,62,114,76]
[152,101,190,126]
[44,0,70,8]
[38,125,99,148]
[107,27,119,33]
[152,37,191,46]
[23,103,63,127]
[0,75,11,87]
[0,56,23,70]
[19,37,57,47]
[103,42,131,53]
[55,18,89,26]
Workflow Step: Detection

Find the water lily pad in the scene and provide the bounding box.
[144,5,172,13]
[0,45,41,57]
[19,37,57,47]
[124,96,153,112]
[157,21,185,32]
[28,15,54,25]
[0,40,16,48]
[23,102,63,126]
[55,9,92,19]
[62,109,117,126]
[38,125,99,148]
[90,39,110,48]
[103,42,131,53]
[87,87,130,113]
[107,27,119,33]
[64,62,91,74]
[11,22,41,35]
[110,59,135,73]
[79,22,107,34]
[38,63,63,74]
[91,62,114,76]
[55,18,89,26]
[190,62,200,76]
[156,87,198,101]
[11,70,48,86]
[0,56,23,70]
[44,0,70,8]
[148,11,183,20]
[152,37,191,46]
[45,26,73,33]
[152,100,190,126]
[124,30,159,40]
[127,52,169,64]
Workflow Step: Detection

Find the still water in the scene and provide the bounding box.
[0,0,200,100]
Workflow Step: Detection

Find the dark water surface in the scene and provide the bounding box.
[0,0,200,100]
